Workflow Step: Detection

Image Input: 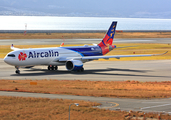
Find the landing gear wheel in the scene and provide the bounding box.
[77,67,84,72]
[81,67,84,72]
[51,66,54,70]
[54,66,58,70]
[48,66,51,70]
[15,66,20,74]
[15,70,20,74]
[48,65,58,71]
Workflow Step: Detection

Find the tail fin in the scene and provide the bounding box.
[98,21,117,55]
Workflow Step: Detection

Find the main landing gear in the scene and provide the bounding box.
[48,65,58,71]
[77,67,84,72]
[15,66,20,74]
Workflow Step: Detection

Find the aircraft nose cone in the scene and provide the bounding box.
[4,57,8,64]
[4,57,11,65]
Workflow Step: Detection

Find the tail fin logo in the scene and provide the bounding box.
[106,25,116,43]
[110,25,116,37]
[98,21,117,55]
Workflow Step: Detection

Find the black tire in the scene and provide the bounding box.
[15,70,20,74]
[54,66,58,70]
[51,66,54,70]
[76,68,84,72]
[48,66,51,70]
[81,67,84,72]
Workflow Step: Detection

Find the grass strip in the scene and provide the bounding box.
[0,96,170,120]
[1,32,171,39]
[1,80,171,99]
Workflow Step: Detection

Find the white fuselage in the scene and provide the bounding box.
[4,47,82,67]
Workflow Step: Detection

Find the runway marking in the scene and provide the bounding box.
[141,103,171,110]
[142,102,171,103]
[99,101,119,109]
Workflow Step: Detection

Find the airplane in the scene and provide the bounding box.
[4,21,167,74]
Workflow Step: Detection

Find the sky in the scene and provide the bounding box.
[0,0,171,18]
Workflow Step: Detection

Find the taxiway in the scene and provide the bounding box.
[0,38,171,45]
[1,59,171,81]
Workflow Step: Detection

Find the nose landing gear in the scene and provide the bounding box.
[15,66,20,74]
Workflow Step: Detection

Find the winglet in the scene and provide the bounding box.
[60,42,64,47]
[11,44,14,50]
[153,51,168,56]
[11,44,20,51]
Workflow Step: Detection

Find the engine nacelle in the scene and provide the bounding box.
[66,60,83,71]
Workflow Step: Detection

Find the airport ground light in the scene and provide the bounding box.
[68,103,79,120]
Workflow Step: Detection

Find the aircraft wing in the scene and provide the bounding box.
[57,51,168,61]
[81,51,168,60]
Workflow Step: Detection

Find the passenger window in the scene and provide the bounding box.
[8,54,15,57]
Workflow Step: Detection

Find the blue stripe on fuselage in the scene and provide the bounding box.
[63,46,103,56]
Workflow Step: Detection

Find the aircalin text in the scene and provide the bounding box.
[28,50,59,58]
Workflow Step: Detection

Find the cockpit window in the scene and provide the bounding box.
[8,54,15,57]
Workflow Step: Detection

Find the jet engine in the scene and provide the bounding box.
[66,60,83,71]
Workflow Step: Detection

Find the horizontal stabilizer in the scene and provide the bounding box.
[116,45,138,49]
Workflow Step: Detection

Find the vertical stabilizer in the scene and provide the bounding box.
[98,21,117,55]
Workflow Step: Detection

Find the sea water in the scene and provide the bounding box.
[0,16,171,30]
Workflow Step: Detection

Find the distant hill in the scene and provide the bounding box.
[0,0,171,18]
